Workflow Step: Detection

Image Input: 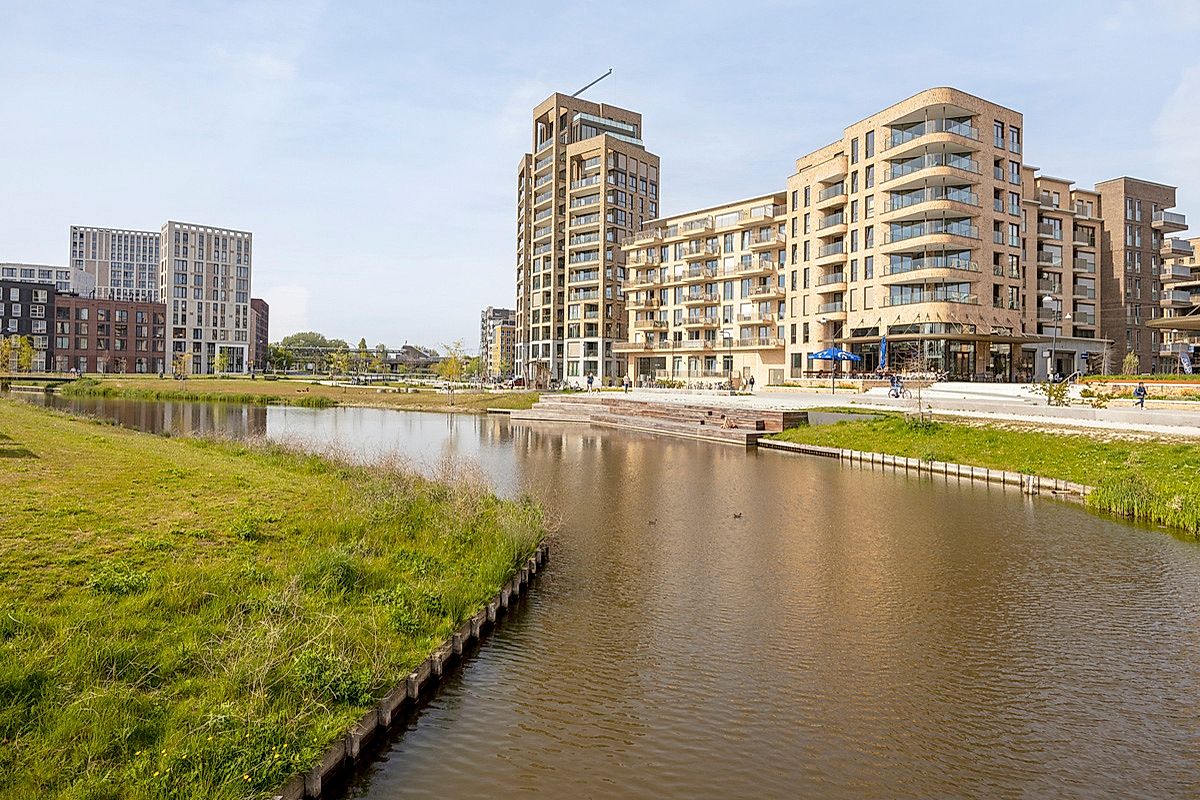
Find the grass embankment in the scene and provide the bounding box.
[772,416,1200,535]
[0,399,543,799]
[57,376,539,413]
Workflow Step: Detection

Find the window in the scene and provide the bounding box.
[864,255,874,279]
[865,165,874,189]
[1009,126,1021,153]
[994,121,1004,148]
[865,195,874,219]
[850,137,859,164]
[790,190,798,211]
[803,186,811,207]
[864,130,874,158]
[1009,160,1020,185]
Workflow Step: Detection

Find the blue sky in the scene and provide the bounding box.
[3,0,1200,351]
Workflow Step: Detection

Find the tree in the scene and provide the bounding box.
[371,343,388,374]
[16,337,34,373]
[465,356,483,386]
[267,344,293,372]
[330,349,351,376]
[278,331,350,373]
[173,352,190,380]
[437,340,467,405]
[1122,351,1140,376]
[355,338,369,374]
[211,351,229,374]
[0,336,13,374]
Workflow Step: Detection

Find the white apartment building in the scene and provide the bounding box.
[70,226,161,301]
[159,221,253,374]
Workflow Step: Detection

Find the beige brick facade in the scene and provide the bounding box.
[516,93,660,387]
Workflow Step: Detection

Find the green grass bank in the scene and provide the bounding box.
[55,375,539,413]
[0,399,544,799]
[772,415,1200,536]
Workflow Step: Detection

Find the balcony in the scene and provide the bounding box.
[883,152,981,185]
[680,217,714,235]
[737,312,777,324]
[1160,341,1195,356]
[815,240,846,265]
[1072,285,1097,299]
[621,228,663,247]
[736,204,786,227]
[1073,312,1097,326]
[883,257,979,278]
[817,301,845,314]
[882,290,979,308]
[570,175,601,190]
[680,242,720,262]
[816,183,847,210]
[626,273,663,290]
[633,318,668,331]
[680,266,716,282]
[1037,251,1063,267]
[884,118,981,153]
[1152,211,1187,232]
[1073,229,1096,247]
[748,231,785,250]
[1162,263,1195,282]
[749,284,786,300]
[1162,238,1194,258]
[626,251,661,267]
[1073,258,1096,274]
[817,271,846,286]
[1161,289,1193,308]
[679,339,715,351]
[1037,279,1063,294]
[882,187,979,216]
[569,194,600,209]
[726,256,778,277]
[682,315,720,328]
[731,337,785,349]
[682,291,718,306]
[882,221,979,247]
[614,340,654,353]
[1037,222,1063,240]
[626,296,661,310]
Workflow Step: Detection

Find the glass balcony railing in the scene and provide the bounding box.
[884,220,979,243]
[883,290,979,307]
[818,183,846,202]
[817,301,845,314]
[886,153,980,182]
[817,271,846,286]
[883,257,978,276]
[818,241,845,258]
[885,118,980,150]
[885,187,980,213]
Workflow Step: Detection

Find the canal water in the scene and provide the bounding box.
[21,396,1200,799]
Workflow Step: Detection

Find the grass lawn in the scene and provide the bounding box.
[57,375,540,413]
[772,416,1200,536]
[0,399,543,799]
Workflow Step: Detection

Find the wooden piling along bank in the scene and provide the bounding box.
[757,439,1093,499]
[272,542,550,800]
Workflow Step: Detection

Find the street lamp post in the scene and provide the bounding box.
[1041,294,1071,384]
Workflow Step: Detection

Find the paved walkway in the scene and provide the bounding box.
[604,382,1200,438]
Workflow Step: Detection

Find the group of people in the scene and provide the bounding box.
[582,372,757,393]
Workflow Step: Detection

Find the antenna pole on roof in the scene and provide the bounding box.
[571,68,612,98]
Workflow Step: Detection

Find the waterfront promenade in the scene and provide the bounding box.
[606,382,1200,439]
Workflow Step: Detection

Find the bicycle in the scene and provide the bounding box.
[888,386,912,399]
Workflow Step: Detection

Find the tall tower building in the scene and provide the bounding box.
[1094,177,1186,372]
[160,221,253,374]
[70,225,161,301]
[515,93,660,386]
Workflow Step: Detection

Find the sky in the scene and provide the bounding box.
[4,0,1200,353]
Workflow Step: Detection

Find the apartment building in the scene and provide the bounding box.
[251,297,269,372]
[516,93,660,386]
[1,262,95,295]
[0,280,53,371]
[1150,234,1200,369]
[51,294,167,374]
[160,221,253,374]
[784,88,1033,381]
[617,193,787,386]
[1094,178,1187,372]
[479,306,515,377]
[487,316,516,378]
[1023,172,1106,377]
[70,226,161,301]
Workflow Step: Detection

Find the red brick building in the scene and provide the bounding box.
[52,294,167,374]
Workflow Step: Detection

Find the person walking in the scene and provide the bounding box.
[748,375,756,393]
[586,372,595,393]
[1133,381,1148,409]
